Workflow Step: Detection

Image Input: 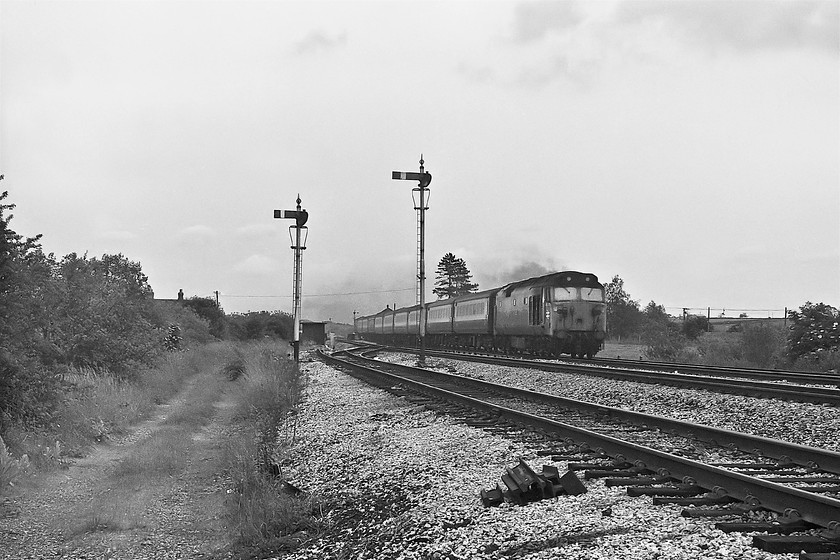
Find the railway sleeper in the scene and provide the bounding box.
[626,484,706,498]
[753,533,840,554]
[604,475,674,487]
[652,493,738,506]
[715,518,815,533]
[800,553,840,560]
[681,502,762,518]
[584,468,657,480]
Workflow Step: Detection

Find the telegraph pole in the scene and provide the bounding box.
[392,156,431,363]
[274,195,309,363]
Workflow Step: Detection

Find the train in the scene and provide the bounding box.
[354,271,607,358]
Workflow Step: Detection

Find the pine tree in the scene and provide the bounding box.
[433,253,478,299]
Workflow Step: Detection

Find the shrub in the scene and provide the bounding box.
[0,435,30,494]
[642,301,685,362]
[786,302,840,364]
[150,300,213,349]
[696,334,744,366]
[741,322,784,368]
[682,315,711,340]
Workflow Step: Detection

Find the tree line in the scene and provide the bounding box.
[0,189,293,431]
[604,274,839,368]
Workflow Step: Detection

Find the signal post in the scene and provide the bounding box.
[274,196,309,363]
[392,156,432,363]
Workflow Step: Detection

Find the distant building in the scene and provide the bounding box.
[301,320,328,346]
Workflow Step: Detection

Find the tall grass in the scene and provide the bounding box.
[0,435,30,493]
[221,341,325,554]
[3,343,240,480]
[73,343,239,533]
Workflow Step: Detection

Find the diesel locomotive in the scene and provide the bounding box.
[354,271,606,358]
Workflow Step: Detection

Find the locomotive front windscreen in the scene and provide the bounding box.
[580,288,604,302]
[553,287,604,302]
[554,287,576,301]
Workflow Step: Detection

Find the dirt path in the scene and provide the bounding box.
[1,369,239,560]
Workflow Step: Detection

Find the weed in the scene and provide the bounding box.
[0,435,30,494]
[219,341,321,556]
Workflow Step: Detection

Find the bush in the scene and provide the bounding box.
[682,315,711,340]
[695,334,744,366]
[642,301,685,362]
[150,300,213,349]
[786,302,840,364]
[789,348,840,373]
[741,322,784,368]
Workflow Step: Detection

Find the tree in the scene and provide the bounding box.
[682,315,711,340]
[0,188,61,426]
[433,253,478,299]
[603,275,642,340]
[787,302,840,360]
[49,252,159,376]
[642,301,685,361]
[226,311,293,341]
[182,296,227,339]
[741,322,783,367]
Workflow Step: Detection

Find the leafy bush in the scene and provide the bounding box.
[642,301,685,362]
[682,315,711,340]
[786,302,840,363]
[150,300,213,349]
[227,312,294,341]
[182,296,227,338]
[741,322,784,367]
[696,335,744,366]
[0,189,178,433]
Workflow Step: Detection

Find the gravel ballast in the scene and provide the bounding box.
[377,353,840,453]
[279,359,804,560]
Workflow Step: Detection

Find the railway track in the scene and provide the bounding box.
[382,345,840,406]
[590,355,840,387]
[319,346,840,556]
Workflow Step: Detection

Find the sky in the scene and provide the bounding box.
[1,0,838,323]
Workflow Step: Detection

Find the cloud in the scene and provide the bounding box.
[294,30,348,55]
[511,0,585,43]
[466,0,838,88]
[616,0,839,53]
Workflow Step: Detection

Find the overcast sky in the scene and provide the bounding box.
[2,0,837,323]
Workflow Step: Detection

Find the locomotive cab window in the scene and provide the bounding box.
[554,287,577,301]
[581,288,604,302]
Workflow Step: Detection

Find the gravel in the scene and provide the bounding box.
[278,357,804,560]
[377,353,840,452]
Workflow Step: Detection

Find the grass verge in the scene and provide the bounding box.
[220,341,327,557]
